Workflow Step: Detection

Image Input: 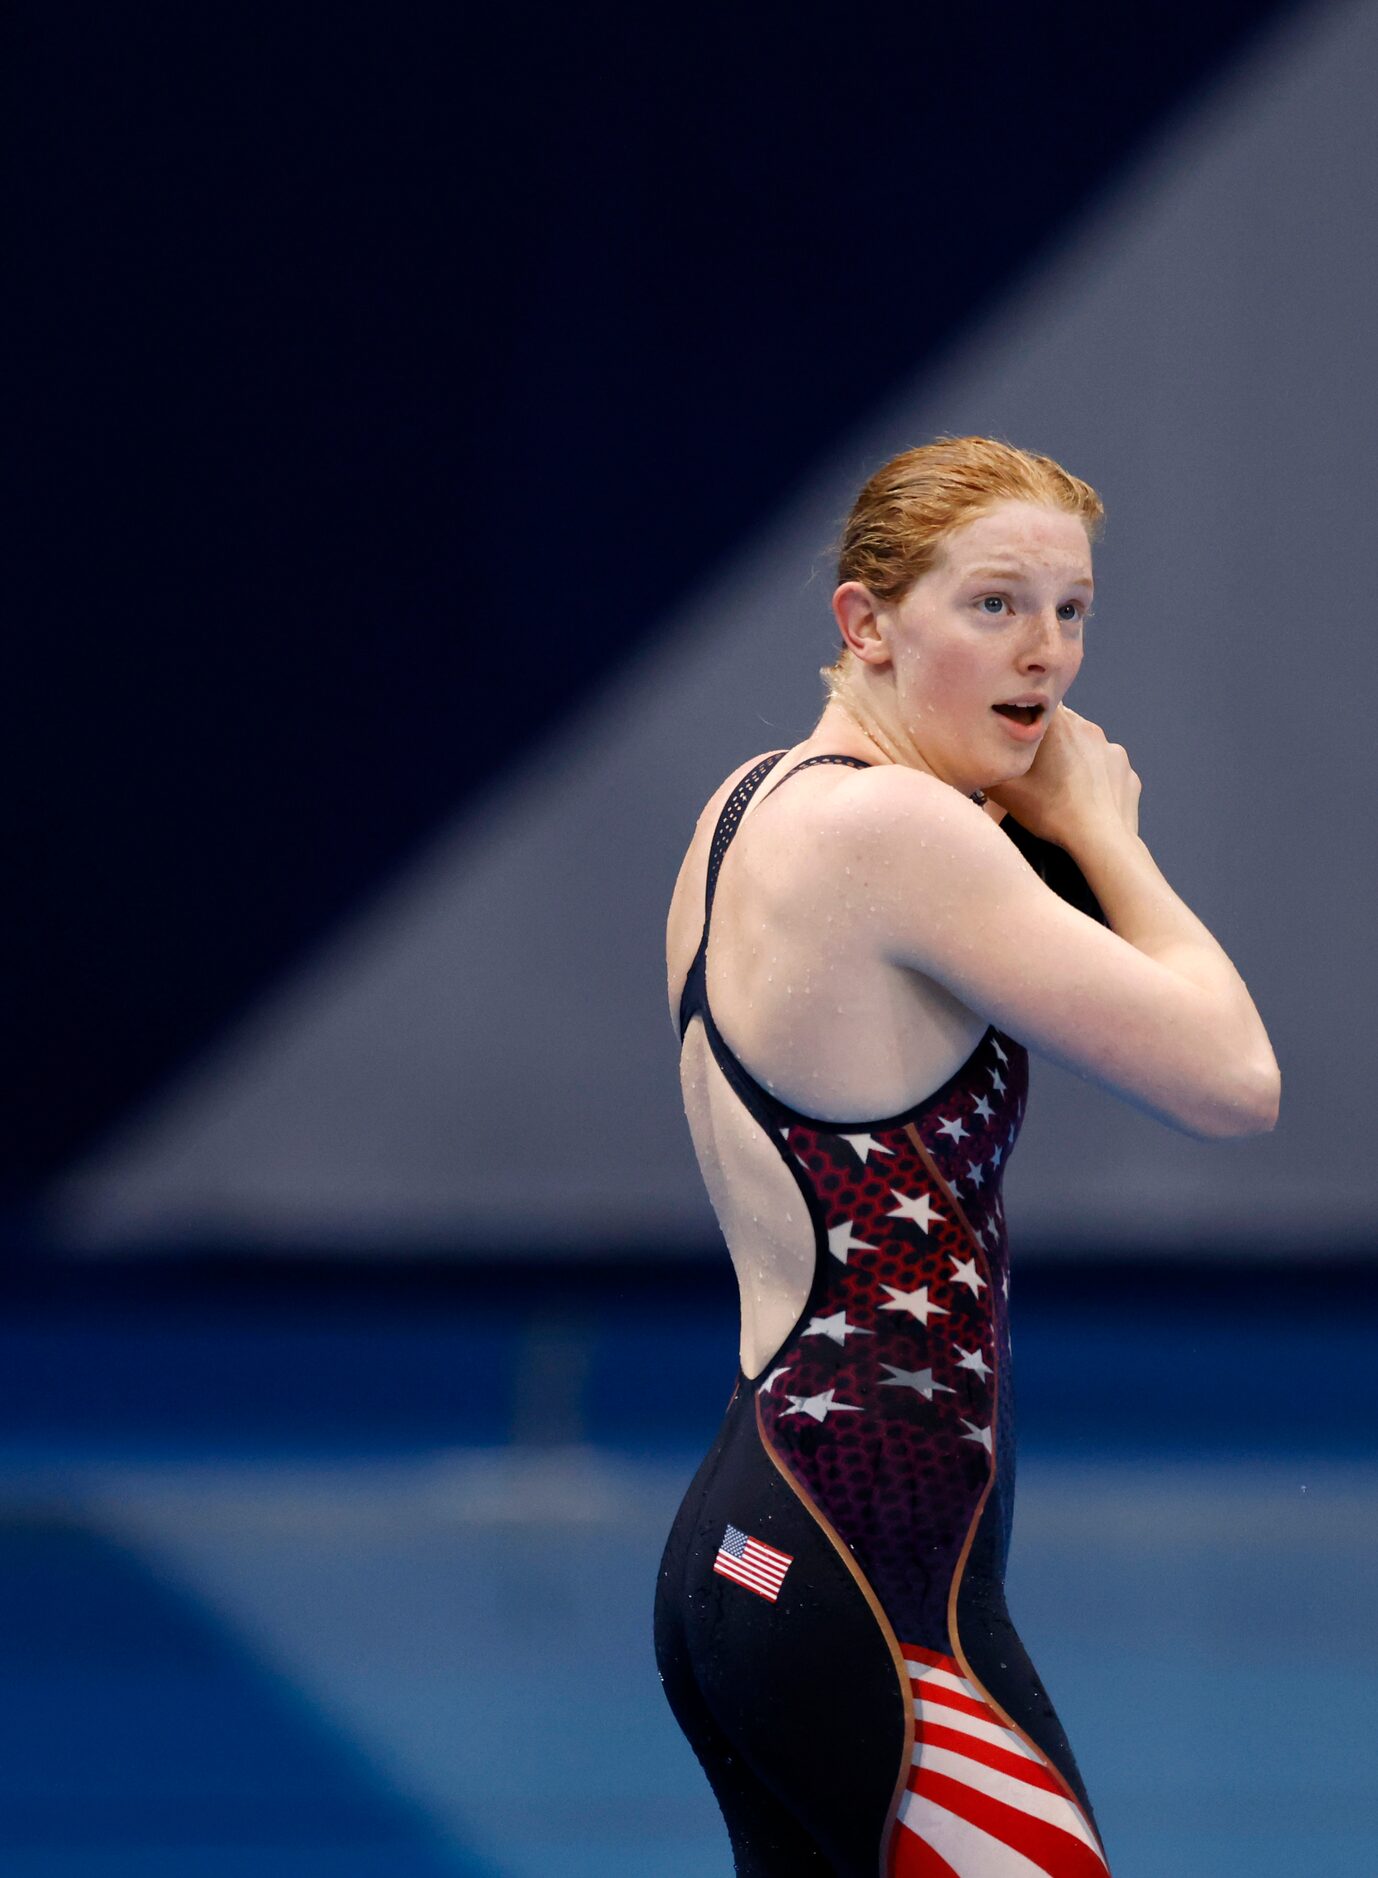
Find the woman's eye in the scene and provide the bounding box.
[1057,602,1081,621]
[980,596,1006,614]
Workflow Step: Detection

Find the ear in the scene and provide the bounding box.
[831,581,890,667]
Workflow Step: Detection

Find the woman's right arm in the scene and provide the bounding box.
[1057,813,1277,1103]
[826,719,1281,1140]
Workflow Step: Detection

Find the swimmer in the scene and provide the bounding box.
[654,435,1280,1876]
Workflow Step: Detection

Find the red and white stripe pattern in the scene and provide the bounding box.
[711,1522,793,1601]
[891,1645,1109,1877]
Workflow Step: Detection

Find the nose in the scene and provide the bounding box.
[1018,607,1078,675]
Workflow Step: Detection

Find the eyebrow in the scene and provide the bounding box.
[963,565,1093,588]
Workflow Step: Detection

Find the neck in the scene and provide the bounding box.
[817,687,990,808]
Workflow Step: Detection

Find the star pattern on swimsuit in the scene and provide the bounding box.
[780,1388,863,1423]
[961,1418,993,1452]
[802,1310,873,1346]
[935,1116,968,1143]
[827,1220,875,1264]
[840,1132,894,1163]
[948,1254,986,1297]
[878,1283,949,1325]
[887,1187,943,1233]
[759,1365,792,1393]
[879,1364,955,1399]
[954,1344,992,1381]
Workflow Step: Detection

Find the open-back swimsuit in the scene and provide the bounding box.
[654,750,1112,1877]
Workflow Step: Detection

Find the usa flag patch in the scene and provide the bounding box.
[712,1523,793,1601]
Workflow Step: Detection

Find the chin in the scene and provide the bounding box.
[988,751,1033,782]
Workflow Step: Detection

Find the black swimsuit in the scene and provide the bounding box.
[654,751,1113,1878]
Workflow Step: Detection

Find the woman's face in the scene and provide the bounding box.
[879,499,1093,788]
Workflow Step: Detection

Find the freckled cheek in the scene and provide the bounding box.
[961,674,1001,721]
[919,649,977,713]
[915,680,963,719]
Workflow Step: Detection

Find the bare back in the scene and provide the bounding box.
[665,745,999,1377]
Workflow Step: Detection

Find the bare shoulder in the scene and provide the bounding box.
[815,761,998,865]
[825,761,972,817]
[810,762,1025,956]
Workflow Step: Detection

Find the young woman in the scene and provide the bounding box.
[655,436,1280,1877]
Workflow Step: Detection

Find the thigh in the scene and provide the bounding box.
[655,1379,909,1877]
[655,1587,839,1877]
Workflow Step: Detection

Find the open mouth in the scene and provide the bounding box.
[992,702,1045,726]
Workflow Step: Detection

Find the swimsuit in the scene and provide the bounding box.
[655,750,1112,1877]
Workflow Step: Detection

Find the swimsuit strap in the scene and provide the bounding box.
[678,752,872,1041]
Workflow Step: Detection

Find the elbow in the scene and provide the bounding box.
[1254,1066,1291,1134]
[1254,1061,1282,1133]
[1193,1056,1282,1140]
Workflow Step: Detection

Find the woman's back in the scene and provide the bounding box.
[667,742,1005,1378]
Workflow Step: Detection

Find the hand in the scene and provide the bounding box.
[985,704,1141,850]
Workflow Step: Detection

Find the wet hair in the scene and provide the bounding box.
[821,435,1103,696]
